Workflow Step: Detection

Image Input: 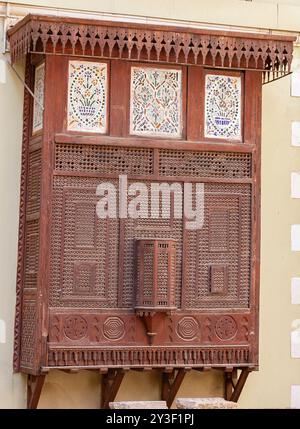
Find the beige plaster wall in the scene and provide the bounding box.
[239,61,300,407]
[4,0,300,32]
[0,0,300,409]
[37,370,224,409]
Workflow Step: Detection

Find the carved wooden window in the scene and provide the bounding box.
[8,15,295,409]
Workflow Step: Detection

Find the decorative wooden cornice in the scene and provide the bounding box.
[7,14,295,83]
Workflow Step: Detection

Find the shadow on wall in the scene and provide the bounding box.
[37,369,224,409]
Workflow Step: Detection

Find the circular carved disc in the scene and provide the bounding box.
[64,316,88,340]
[215,316,238,340]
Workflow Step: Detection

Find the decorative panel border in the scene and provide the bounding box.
[47,311,255,367]
[7,15,295,84]
[47,346,252,368]
[48,311,253,346]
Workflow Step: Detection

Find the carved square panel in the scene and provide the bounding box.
[73,261,97,295]
[183,183,251,309]
[51,179,119,306]
[67,61,107,133]
[130,67,182,138]
[210,265,228,294]
[32,62,45,133]
[205,74,242,140]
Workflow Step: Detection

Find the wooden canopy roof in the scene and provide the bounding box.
[8,14,296,83]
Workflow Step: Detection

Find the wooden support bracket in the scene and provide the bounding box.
[27,374,46,409]
[161,368,187,408]
[224,368,237,400]
[101,368,126,409]
[224,368,251,402]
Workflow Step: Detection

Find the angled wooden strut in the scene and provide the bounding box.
[27,374,46,409]
[224,368,251,402]
[161,369,187,408]
[101,369,126,409]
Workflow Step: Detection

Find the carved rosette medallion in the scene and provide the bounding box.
[215,316,238,340]
[64,316,88,340]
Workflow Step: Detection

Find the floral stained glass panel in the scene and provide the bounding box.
[68,61,107,133]
[205,74,242,140]
[130,67,182,138]
[32,62,45,133]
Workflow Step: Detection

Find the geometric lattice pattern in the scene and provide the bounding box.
[159,150,251,179]
[27,149,41,216]
[55,144,154,176]
[20,301,36,369]
[130,67,182,138]
[32,62,45,133]
[184,183,251,309]
[51,176,119,308]
[205,74,241,140]
[54,144,251,179]
[52,145,252,311]
[136,239,176,309]
[68,61,107,133]
[120,181,183,309]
